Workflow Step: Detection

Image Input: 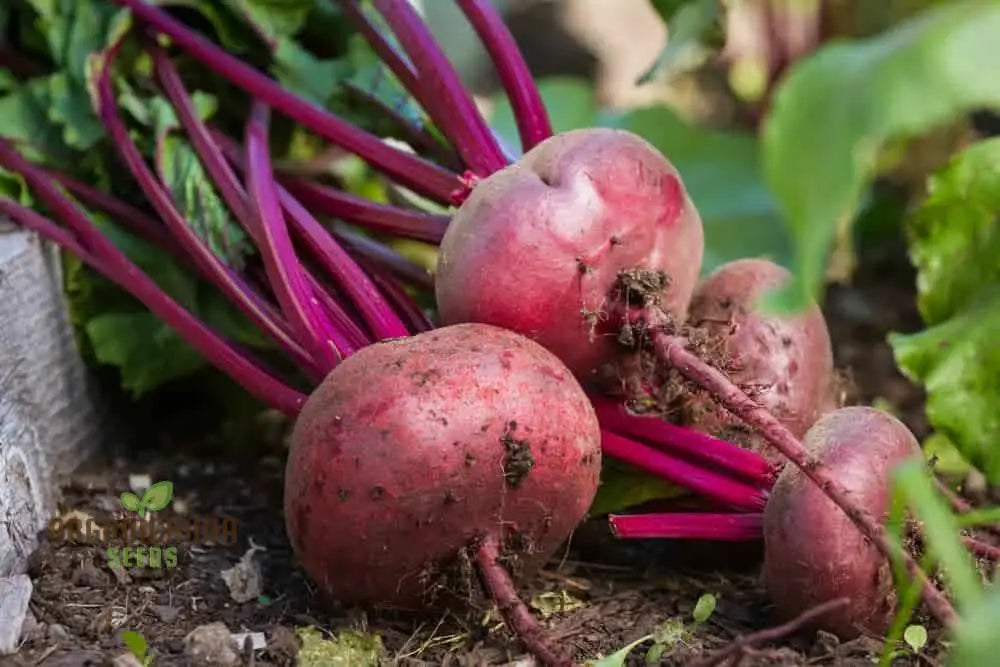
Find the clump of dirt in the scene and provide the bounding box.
[501,421,535,488]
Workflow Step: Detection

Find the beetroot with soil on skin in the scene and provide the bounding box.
[435,127,704,379]
[283,322,602,607]
[683,258,834,464]
[762,406,922,639]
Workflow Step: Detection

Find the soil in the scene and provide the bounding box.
[2,241,979,667]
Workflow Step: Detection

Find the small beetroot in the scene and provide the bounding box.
[762,406,922,639]
[682,258,834,463]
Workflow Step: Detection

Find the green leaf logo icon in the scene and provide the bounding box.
[141,481,173,514]
[121,481,173,517]
[120,492,141,513]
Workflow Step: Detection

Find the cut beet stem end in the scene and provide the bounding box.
[609,512,764,541]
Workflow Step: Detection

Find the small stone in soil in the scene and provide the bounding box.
[184,622,240,666]
[150,604,181,623]
[47,623,70,642]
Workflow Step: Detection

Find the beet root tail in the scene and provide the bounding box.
[474,534,575,667]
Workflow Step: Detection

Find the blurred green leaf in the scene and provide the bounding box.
[27,0,117,81]
[86,310,206,396]
[647,0,699,20]
[923,433,973,478]
[120,630,147,660]
[762,0,1000,311]
[271,37,344,105]
[692,593,716,623]
[0,77,72,160]
[607,105,789,272]
[903,138,1000,326]
[890,292,1000,482]
[589,459,684,516]
[488,77,598,156]
[889,138,1000,482]
[585,633,654,667]
[46,72,105,149]
[220,0,316,43]
[639,0,719,84]
[892,460,982,607]
[948,589,1000,667]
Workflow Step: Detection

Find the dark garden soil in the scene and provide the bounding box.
[4,240,985,667]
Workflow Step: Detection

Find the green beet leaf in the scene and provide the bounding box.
[638,0,719,84]
[761,0,1000,312]
[889,138,1000,483]
[220,0,316,44]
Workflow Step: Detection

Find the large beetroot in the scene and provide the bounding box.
[283,322,602,607]
[435,128,704,379]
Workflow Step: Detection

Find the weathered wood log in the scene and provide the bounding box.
[0,228,104,577]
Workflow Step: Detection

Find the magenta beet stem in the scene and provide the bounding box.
[455,0,553,151]
[109,0,461,204]
[245,102,346,368]
[331,225,434,291]
[280,178,450,244]
[94,48,321,374]
[369,0,508,175]
[609,512,764,541]
[0,194,307,416]
[365,268,435,333]
[592,396,777,487]
[201,127,413,339]
[601,430,768,512]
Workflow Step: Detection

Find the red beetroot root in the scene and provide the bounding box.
[683,258,834,463]
[762,406,922,639]
[283,323,602,608]
[435,127,704,379]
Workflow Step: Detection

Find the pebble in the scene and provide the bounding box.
[184,622,240,666]
[150,604,181,623]
[47,623,70,642]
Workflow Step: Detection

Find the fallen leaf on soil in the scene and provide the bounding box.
[529,590,587,618]
[219,542,264,603]
[296,626,382,666]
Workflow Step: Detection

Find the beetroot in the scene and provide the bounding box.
[435,128,704,378]
[283,322,602,607]
[762,407,921,638]
[682,258,834,463]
